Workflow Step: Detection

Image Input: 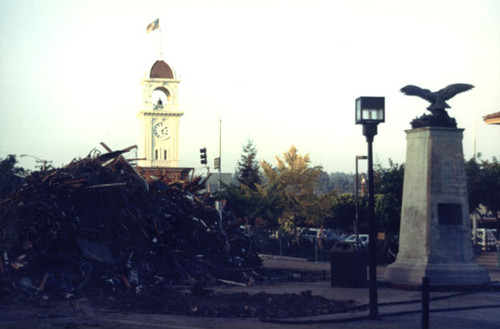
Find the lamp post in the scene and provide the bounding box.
[355,96,385,319]
[20,154,52,171]
[355,155,367,242]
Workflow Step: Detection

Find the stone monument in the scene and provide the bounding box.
[384,84,490,285]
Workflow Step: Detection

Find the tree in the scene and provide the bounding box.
[374,160,404,234]
[478,157,500,221]
[465,156,482,213]
[315,170,331,195]
[466,155,500,216]
[220,184,261,223]
[219,141,265,226]
[0,155,26,199]
[324,161,404,234]
[260,146,330,232]
[329,172,355,194]
[253,183,283,230]
[235,139,261,190]
[325,193,366,231]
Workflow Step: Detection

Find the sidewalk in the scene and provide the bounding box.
[1,255,499,329]
[94,268,500,329]
[212,255,500,329]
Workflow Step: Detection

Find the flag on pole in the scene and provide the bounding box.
[146,18,159,33]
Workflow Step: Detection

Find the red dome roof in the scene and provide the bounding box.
[150,60,174,79]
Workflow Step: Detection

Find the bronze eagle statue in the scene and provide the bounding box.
[400,83,474,128]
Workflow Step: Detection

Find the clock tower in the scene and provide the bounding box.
[137,60,183,168]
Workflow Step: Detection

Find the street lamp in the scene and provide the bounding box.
[355,155,367,242]
[355,96,384,319]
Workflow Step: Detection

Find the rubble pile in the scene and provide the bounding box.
[0,147,261,299]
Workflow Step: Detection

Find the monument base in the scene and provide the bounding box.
[385,260,490,286]
[384,127,490,286]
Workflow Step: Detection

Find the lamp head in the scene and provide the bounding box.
[355,97,385,125]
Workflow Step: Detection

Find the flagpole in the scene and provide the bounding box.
[146,18,161,59]
[158,10,162,59]
[159,26,163,59]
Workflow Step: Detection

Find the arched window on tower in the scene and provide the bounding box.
[164,150,167,160]
[152,88,170,107]
[155,149,158,160]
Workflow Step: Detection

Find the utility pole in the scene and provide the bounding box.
[218,119,223,231]
[20,154,52,171]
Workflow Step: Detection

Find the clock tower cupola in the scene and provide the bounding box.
[137,60,183,167]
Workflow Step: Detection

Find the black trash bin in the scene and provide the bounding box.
[330,241,367,287]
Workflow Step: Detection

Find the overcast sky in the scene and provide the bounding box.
[1,0,499,174]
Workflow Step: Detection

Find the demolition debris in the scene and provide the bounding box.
[0,145,261,300]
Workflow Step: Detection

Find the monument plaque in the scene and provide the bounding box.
[438,203,462,225]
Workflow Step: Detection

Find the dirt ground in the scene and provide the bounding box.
[0,256,351,328]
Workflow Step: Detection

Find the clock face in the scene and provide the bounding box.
[154,122,170,139]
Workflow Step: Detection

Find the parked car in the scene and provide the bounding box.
[299,228,319,242]
[345,234,369,247]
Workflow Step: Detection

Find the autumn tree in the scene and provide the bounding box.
[260,146,331,232]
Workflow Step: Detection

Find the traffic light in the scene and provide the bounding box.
[200,147,207,165]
